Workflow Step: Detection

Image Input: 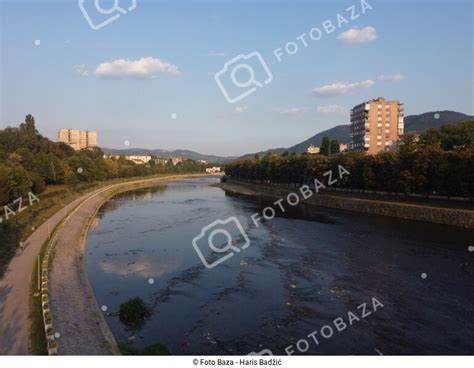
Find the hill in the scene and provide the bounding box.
[241,110,473,157]
[287,125,350,153]
[101,147,235,164]
[404,111,473,133]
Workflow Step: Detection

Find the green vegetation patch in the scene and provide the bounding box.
[118,341,170,356]
[118,342,140,355]
[118,297,152,326]
[225,121,474,200]
[142,343,171,355]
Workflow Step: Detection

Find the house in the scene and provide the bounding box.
[307,144,320,154]
[206,167,222,174]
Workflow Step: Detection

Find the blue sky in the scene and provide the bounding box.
[0,0,472,156]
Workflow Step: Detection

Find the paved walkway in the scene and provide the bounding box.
[0,195,83,355]
[0,175,203,355]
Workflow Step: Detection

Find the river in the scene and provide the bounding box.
[85,177,474,355]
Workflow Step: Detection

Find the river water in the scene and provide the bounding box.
[85,177,474,355]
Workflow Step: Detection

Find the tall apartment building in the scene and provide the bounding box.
[350,97,404,155]
[58,129,97,150]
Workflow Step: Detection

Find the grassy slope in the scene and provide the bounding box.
[19,173,206,354]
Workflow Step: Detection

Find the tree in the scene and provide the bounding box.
[321,137,331,156]
[60,162,76,185]
[103,159,119,178]
[399,134,419,154]
[330,139,340,155]
[421,121,474,151]
[30,172,46,194]
[19,114,38,136]
[0,164,32,204]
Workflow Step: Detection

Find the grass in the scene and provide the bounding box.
[15,172,205,354]
[117,342,139,355]
[225,180,474,211]
[323,188,474,210]
[28,209,72,355]
[0,172,206,278]
[119,297,152,326]
[142,343,171,355]
[118,342,170,356]
[0,185,95,278]
[17,174,201,355]
[28,247,48,355]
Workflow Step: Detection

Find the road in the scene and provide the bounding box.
[0,174,205,355]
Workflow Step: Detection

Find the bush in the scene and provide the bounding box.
[118,297,151,326]
[117,341,171,355]
[143,343,171,355]
[118,342,139,355]
[30,171,46,194]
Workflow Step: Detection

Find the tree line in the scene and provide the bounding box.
[225,121,474,198]
[0,115,208,205]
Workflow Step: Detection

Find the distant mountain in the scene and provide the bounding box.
[101,147,235,164]
[404,111,473,133]
[287,125,351,153]
[102,111,473,163]
[241,110,474,157]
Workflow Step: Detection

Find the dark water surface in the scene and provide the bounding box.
[86,177,474,355]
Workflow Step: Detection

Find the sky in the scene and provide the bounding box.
[0,0,473,156]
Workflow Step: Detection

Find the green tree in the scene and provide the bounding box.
[399,134,419,154]
[103,159,119,178]
[0,164,32,204]
[330,139,340,155]
[321,137,331,156]
[421,121,474,151]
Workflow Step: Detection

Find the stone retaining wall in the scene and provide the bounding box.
[220,180,474,228]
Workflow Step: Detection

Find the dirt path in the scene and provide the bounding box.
[48,175,204,355]
[0,194,83,355]
[0,174,209,355]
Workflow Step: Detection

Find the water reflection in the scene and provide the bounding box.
[86,177,474,355]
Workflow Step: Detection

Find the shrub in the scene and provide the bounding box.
[118,342,139,355]
[118,297,151,326]
[142,343,171,355]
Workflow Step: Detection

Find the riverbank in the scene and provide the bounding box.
[83,176,474,355]
[0,173,214,355]
[218,179,474,228]
[47,174,213,355]
[0,186,102,355]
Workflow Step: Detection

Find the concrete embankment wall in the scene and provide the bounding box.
[219,180,474,229]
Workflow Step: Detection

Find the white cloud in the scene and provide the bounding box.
[95,57,180,78]
[267,107,310,115]
[337,26,377,44]
[208,51,227,57]
[75,64,89,77]
[377,73,404,82]
[313,80,374,97]
[234,106,248,113]
[316,105,348,114]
